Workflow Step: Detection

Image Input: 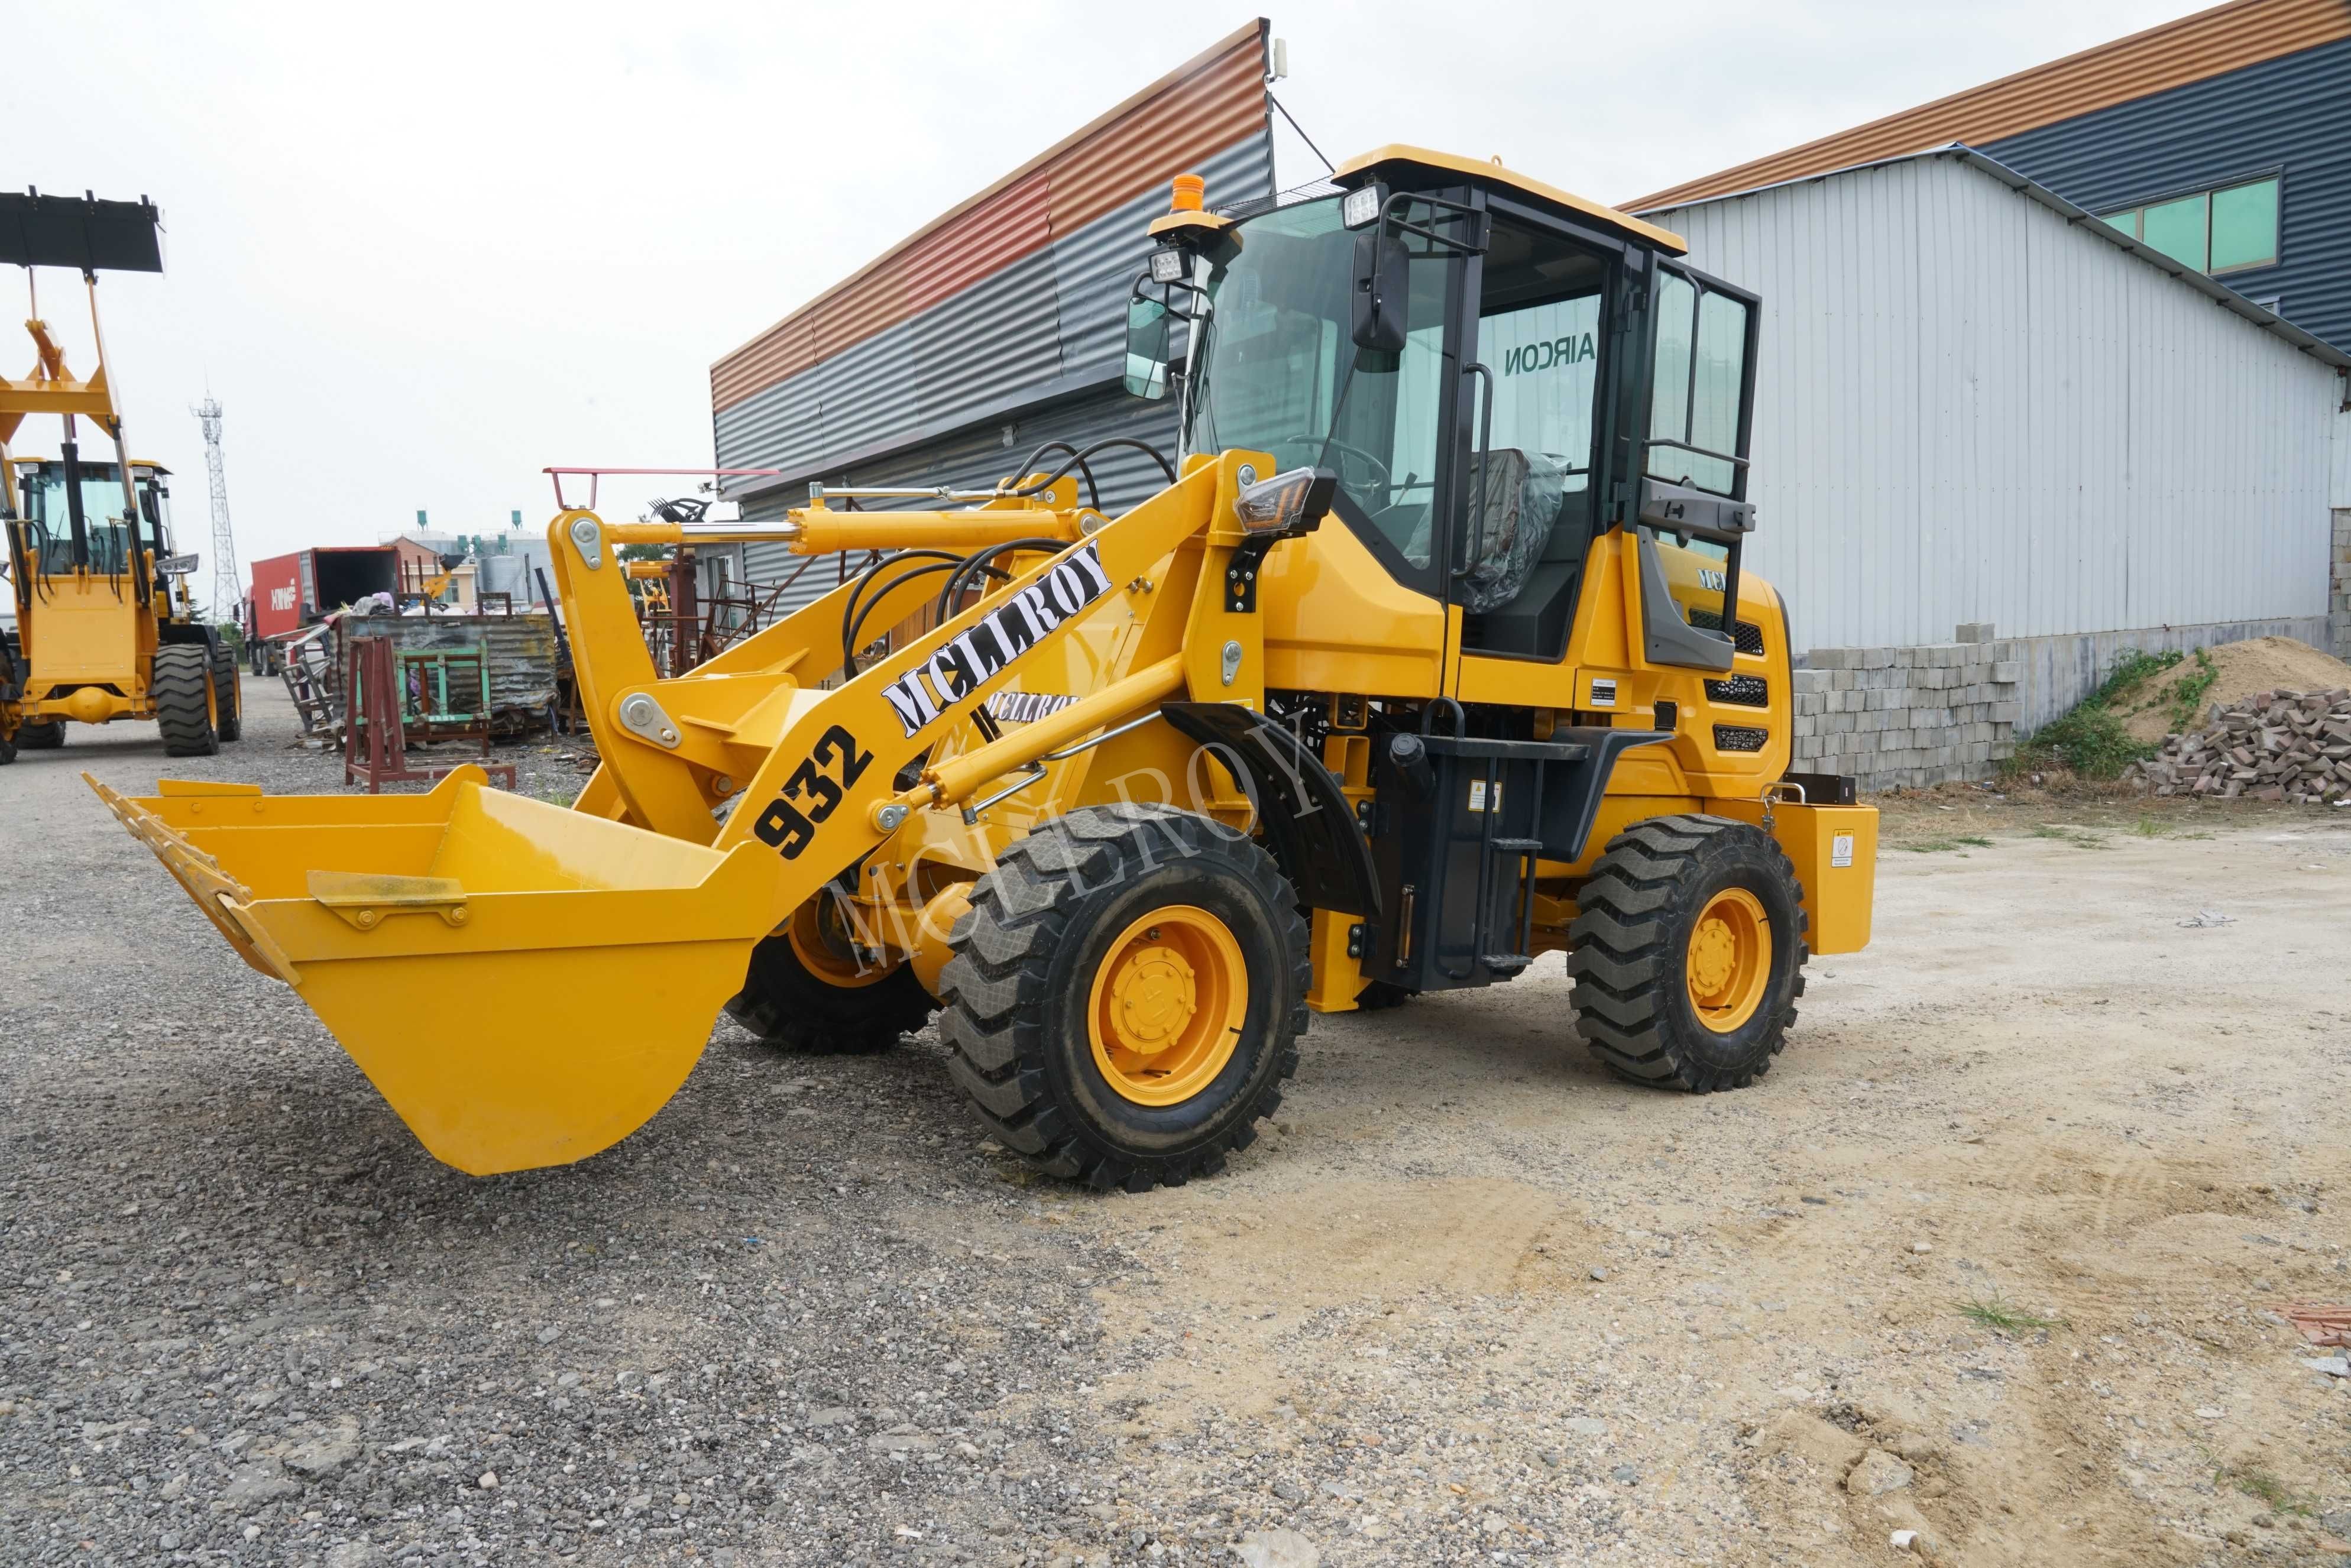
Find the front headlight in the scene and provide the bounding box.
[1233,468,1337,537]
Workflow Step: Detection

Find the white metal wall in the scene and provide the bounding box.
[1654,155,2341,652]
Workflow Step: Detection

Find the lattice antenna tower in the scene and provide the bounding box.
[191,396,237,620]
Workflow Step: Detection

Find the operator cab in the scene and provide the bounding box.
[1128,146,1760,677]
[9,458,177,579]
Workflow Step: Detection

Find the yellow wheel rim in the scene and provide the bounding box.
[785,896,896,989]
[1086,905,1248,1107]
[1685,887,1772,1033]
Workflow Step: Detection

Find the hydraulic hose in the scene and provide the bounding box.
[933,537,1071,624]
[840,550,961,678]
[841,558,958,678]
[999,440,1101,512]
[995,437,1178,506]
[60,439,89,571]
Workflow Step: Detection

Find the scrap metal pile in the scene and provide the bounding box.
[2127,687,2351,802]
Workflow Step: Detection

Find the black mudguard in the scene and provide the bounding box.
[1158,701,1381,919]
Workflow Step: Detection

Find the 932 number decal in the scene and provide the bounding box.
[752,724,874,859]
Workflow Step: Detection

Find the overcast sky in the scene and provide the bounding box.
[14,0,2208,609]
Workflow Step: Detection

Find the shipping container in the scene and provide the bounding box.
[248,546,399,640]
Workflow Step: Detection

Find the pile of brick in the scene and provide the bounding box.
[2127,688,2351,801]
[1789,623,2022,792]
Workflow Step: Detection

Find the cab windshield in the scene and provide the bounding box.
[1183,196,1451,569]
[14,461,162,575]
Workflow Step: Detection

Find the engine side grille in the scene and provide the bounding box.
[1712,724,1769,753]
[1686,608,1765,655]
[1704,674,1769,708]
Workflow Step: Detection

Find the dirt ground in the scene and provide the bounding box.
[3,683,2348,1568]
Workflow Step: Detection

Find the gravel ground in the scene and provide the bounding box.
[4,681,2349,1567]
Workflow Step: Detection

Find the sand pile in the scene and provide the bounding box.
[2116,636,2351,743]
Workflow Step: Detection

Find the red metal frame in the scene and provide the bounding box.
[342,635,516,794]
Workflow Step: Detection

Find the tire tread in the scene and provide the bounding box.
[153,644,218,757]
[1566,812,1809,1093]
[940,803,1308,1192]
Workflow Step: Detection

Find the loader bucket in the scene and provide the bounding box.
[85,768,791,1175]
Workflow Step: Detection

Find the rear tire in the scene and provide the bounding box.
[1567,814,1807,1092]
[16,719,64,750]
[153,644,219,757]
[209,643,243,743]
[724,893,936,1054]
[938,803,1309,1193]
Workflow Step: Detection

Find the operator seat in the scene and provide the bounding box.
[1459,448,1591,657]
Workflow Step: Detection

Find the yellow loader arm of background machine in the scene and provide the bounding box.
[91,453,1269,1174]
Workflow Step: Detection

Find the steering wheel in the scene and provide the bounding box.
[1273,433,1391,496]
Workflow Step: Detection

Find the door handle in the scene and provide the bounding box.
[1453,362,1494,578]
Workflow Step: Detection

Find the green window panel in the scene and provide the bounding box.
[2210,179,2279,273]
[2098,176,2279,278]
[2140,192,2209,271]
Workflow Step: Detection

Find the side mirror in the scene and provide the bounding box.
[1350,231,1408,352]
[1122,296,1171,400]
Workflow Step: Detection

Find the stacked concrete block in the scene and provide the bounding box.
[1786,623,2020,792]
[2332,510,2351,663]
[2125,686,2351,802]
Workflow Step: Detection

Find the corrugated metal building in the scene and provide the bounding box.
[1628,0,2351,352]
[1975,31,2351,348]
[1641,146,2351,739]
[710,21,1276,609]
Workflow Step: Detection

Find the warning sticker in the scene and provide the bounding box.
[1468,779,1502,814]
[1831,832,1854,869]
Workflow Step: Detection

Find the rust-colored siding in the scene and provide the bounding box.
[1623,0,2351,212]
[711,20,1270,414]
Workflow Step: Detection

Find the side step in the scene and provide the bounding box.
[1479,837,1544,973]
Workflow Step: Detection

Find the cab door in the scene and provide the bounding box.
[1625,261,1763,672]
[1451,205,1625,706]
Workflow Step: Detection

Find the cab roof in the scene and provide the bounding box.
[1332,145,1688,256]
[8,456,170,474]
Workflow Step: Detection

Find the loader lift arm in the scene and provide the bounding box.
[89,446,1326,1174]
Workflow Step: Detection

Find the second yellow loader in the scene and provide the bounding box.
[2,191,241,766]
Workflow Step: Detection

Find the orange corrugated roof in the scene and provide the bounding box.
[1624,0,2351,212]
[711,20,1269,413]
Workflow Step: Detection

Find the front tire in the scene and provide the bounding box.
[16,719,64,750]
[209,643,243,743]
[1568,815,1807,1092]
[724,893,936,1054]
[938,803,1309,1193]
[153,644,219,757]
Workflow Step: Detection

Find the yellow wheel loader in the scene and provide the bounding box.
[2,192,241,766]
[92,148,1877,1187]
